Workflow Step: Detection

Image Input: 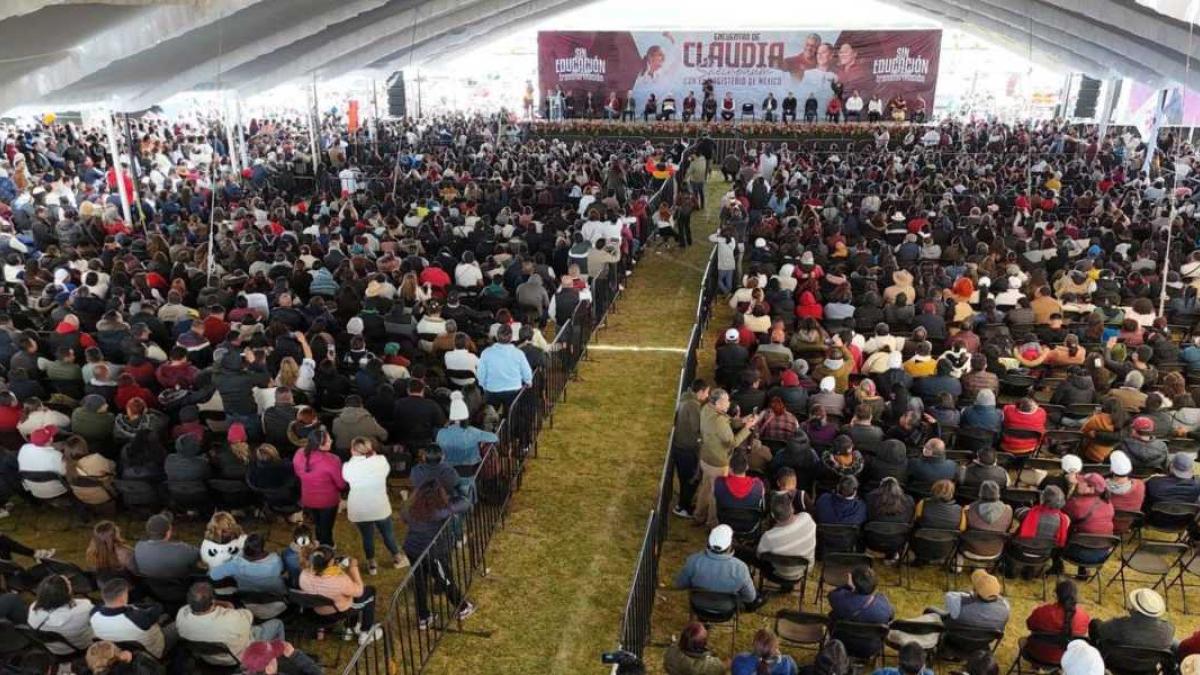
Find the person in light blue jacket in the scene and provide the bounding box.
[673,524,757,606]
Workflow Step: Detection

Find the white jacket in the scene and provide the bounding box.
[343,454,393,523]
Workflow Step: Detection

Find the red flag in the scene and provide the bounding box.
[348,100,360,133]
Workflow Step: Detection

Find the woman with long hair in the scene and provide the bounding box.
[85,521,136,581]
[1024,579,1090,663]
[298,545,381,644]
[344,437,405,574]
[732,628,799,675]
[63,434,115,508]
[664,621,725,675]
[865,476,915,523]
[27,574,95,653]
[401,481,475,629]
[292,428,345,546]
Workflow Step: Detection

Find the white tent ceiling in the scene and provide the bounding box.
[0,0,1197,114]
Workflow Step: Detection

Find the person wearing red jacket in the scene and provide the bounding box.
[1001,398,1047,456]
[114,373,157,411]
[292,429,347,547]
[1013,485,1071,565]
[1024,580,1090,664]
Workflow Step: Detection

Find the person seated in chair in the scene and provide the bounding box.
[907,439,957,487]
[755,492,816,590]
[813,475,867,526]
[828,565,894,659]
[1120,416,1169,476]
[674,524,760,609]
[1089,588,1174,656]
[89,578,177,660]
[1144,452,1200,509]
[937,569,1011,636]
[133,513,200,580]
[715,450,765,514]
[175,580,284,666]
[239,639,323,675]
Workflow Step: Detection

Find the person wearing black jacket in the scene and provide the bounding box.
[262,388,299,450]
[762,93,779,122]
[391,379,447,451]
[202,349,270,438]
[770,432,821,493]
[782,92,798,122]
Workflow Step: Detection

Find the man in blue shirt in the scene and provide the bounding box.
[436,392,499,501]
[674,525,759,608]
[477,324,532,410]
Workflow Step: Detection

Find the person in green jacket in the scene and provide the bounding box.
[663,622,725,675]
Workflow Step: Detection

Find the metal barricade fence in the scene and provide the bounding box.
[612,248,719,663]
[338,264,608,675]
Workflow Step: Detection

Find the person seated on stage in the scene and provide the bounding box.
[682,91,697,121]
[660,93,677,120]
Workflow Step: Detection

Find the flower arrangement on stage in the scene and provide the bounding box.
[526,119,909,140]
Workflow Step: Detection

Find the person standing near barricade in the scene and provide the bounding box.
[694,389,763,527]
[477,324,532,412]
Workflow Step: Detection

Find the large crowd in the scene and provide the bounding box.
[662,119,1200,675]
[0,110,691,674]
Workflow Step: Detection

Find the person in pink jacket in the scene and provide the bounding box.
[292,428,346,546]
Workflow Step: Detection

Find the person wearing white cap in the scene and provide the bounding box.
[1037,454,1082,497]
[715,327,749,391]
[1105,450,1145,512]
[673,524,758,606]
[1060,639,1104,675]
[1090,588,1174,656]
[435,392,498,501]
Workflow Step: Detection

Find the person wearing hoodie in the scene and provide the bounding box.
[766,369,807,418]
[515,273,550,326]
[714,451,765,514]
[770,431,821,494]
[49,313,96,361]
[343,437,405,575]
[1106,451,1145,513]
[206,349,270,438]
[70,394,115,450]
[331,396,387,455]
[959,447,1010,489]
[1050,366,1096,408]
[164,433,210,492]
[1119,416,1168,474]
[794,290,823,321]
[674,524,758,606]
[945,483,1009,575]
[813,476,867,526]
[863,439,909,488]
[875,351,913,400]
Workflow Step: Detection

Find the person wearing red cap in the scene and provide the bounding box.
[239,639,321,675]
[17,425,67,500]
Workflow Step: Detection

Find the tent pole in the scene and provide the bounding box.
[103,110,132,226]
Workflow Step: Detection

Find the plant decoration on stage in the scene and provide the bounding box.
[526,119,909,139]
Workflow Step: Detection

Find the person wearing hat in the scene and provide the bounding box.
[674,524,759,607]
[695,389,761,527]
[1119,415,1169,475]
[813,337,855,394]
[239,639,322,675]
[1106,451,1146,512]
[1089,588,1174,655]
[933,569,1011,643]
[1058,639,1104,675]
[1145,452,1200,510]
[1063,473,1115,563]
[17,424,68,500]
[714,327,750,391]
[1038,454,1083,497]
[436,391,498,499]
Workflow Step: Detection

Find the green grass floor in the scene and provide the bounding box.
[425,178,726,674]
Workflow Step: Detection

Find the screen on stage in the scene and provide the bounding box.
[537,29,942,115]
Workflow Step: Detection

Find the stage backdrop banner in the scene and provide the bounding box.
[538,30,942,114]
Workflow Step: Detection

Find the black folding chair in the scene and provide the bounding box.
[955,427,996,453]
[688,589,739,654]
[937,625,1003,664]
[905,529,958,591]
[817,524,863,557]
[1004,632,1071,675]
[1104,540,1189,609]
[1144,501,1200,541]
[775,610,828,659]
[817,553,873,611]
[1058,534,1120,602]
[830,620,890,669]
[1038,430,1084,457]
[1099,644,1178,675]
[286,589,357,640]
[718,505,764,548]
[864,522,910,585]
[180,639,242,671]
[756,553,810,609]
[1004,538,1055,600]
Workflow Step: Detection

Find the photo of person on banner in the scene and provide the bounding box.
[789,39,839,114]
[835,40,872,95]
[633,32,680,103]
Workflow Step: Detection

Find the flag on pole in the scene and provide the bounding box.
[1137,88,1181,178]
[348,100,360,134]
